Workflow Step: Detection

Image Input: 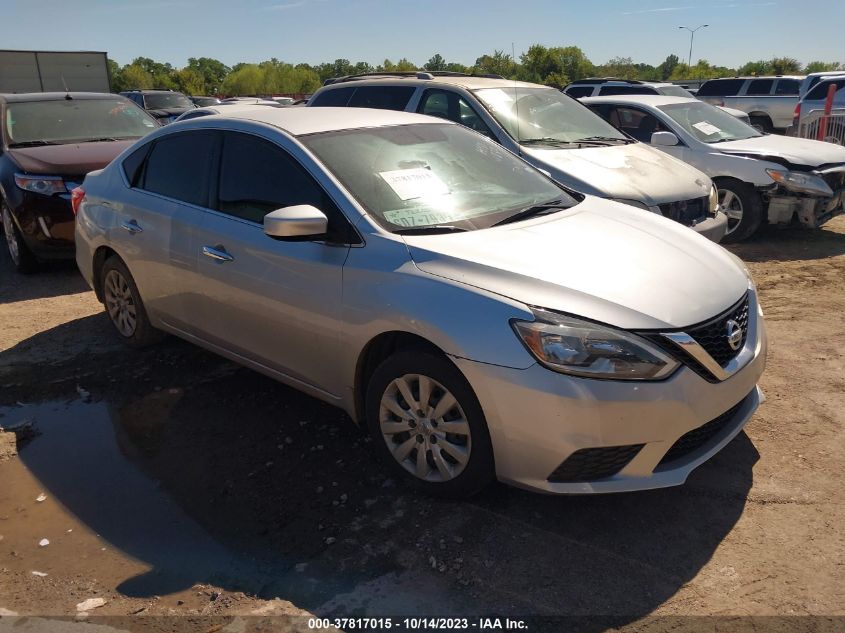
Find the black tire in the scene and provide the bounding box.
[1,200,38,274]
[717,178,764,243]
[749,115,773,134]
[100,256,165,348]
[365,348,495,498]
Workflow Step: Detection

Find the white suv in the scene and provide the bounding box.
[309,72,726,241]
[563,79,695,98]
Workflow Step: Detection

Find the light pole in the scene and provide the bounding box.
[679,24,708,70]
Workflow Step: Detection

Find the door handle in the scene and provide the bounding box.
[121,219,143,234]
[202,245,234,262]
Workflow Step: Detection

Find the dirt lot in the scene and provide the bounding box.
[1,219,844,631]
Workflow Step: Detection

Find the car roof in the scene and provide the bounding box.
[0,92,128,103]
[582,94,697,107]
[175,106,451,136]
[703,75,804,81]
[321,74,546,92]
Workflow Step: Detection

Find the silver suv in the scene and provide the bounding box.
[309,72,726,242]
[562,79,695,98]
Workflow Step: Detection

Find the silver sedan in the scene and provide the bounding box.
[74,107,767,496]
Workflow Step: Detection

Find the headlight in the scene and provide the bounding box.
[14,174,67,195]
[512,309,680,380]
[765,169,833,197]
[709,185,719,214]
[611,198,652,211]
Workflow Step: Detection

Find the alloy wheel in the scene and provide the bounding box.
[2,205,21,266]
[719,188,744,235]
[379,373,471,482]
[104,269,138,337]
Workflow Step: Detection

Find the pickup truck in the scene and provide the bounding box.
[696,76,803,133]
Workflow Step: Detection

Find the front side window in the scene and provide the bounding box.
[564,86,594,98]
[302,123,575,232]
[746,79,774,95]
[417,89,495,138]
[216,132,351,241]
[606,107,666,142]
[806,79,845,101]
[309,87,355,107]
[774,79,799,95]
[658,85,694,97]
[140,131,216,206]
[658,101,761,143]
[4,98,158,146]
[473,86,629,145]
[347,86,415,111]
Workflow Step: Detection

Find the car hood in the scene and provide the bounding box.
[6,140,137,176]
[520,142,712,205]
[716,135,845,169]
[404,197,748,331]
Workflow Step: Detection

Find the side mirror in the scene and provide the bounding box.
[264,205,328,239]
[651,131,679,147]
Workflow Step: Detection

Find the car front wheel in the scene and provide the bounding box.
[100,256,165,348]
[2,201,38,273]
[717,179,763,243]
[365,349,495,497]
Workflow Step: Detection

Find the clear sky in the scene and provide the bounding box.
[3,0,844,69]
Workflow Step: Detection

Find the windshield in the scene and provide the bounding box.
[474,87,629,144]
[302,123,575,232]
[658,101,762,143]
[5,98,159,146]
[144,93,193,109]
[659,85,694,98]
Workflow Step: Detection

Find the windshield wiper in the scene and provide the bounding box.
[492,200,570,227]
[7,140,61,148]
[394,225,469,235]
[572,136,633,144]
[77,137,137,143]
[520,137,575,146]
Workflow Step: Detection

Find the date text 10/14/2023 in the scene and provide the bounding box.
[307,617,529,630]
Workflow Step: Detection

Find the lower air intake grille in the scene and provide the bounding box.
[658,396,748,467]
[548,444,644,483]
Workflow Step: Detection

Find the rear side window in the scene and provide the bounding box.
[697,79,745,97]
[309,87,355,107]
[347,86,415,111]
[806,79,845,100]
[598,85,658,96]
[140,131,216,206]
[775,79,799,95]
[746,79,774,95]
[564,86,594,98]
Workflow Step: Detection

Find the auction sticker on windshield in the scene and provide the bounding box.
[379,168,450,201]
[383,207,465,227]
[692,121,722,135]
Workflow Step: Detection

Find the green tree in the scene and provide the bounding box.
[186,57,230,95]
[659,54,679,81]
[595,56,638,80]
[804,61,841,73]
[425,53,448,71]
[445,62,469,74]
[474,50,518,79]
[220,64,264,95]
[106,57,123,92]
[120,64,154,90]
[174,68,205,95]
[769,57,801,75]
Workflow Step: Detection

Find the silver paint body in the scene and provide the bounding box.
[75,108,767,494]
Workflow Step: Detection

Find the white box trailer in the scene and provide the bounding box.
[0,50,110,93]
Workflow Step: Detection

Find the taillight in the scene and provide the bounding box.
[793,103,801,122]
[71,187,85,216]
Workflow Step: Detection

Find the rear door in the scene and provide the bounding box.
[190,130,354,395]
[112,130,218,333]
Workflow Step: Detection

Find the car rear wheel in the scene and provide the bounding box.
[749,115,773,134]
[717,179,763,243]
[365,348,495,498]
[2,201,38,274]
[101,257,165,348]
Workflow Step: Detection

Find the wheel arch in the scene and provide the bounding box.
[91,245,122,302]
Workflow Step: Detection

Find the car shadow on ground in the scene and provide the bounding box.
[0,248,89,305]
[5,313,759,625]
[726,223,845,263]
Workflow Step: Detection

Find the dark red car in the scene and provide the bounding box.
[0,92,158,272]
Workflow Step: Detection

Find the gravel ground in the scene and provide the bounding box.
[1,219,844,631]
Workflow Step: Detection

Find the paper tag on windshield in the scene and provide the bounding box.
[379,168,450,201]
[692,121,721,135]
[383,208,464,227]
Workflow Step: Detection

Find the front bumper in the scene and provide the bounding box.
[766,188,845,228]
[4,187,76,259]
[453,298,767,494]
[689,211,728,243]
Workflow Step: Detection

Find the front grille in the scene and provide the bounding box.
[686,293,750,367]
[659,196,709,226]
[548,444,644,483]
[657,394,749,467]
[820,169,845,191]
